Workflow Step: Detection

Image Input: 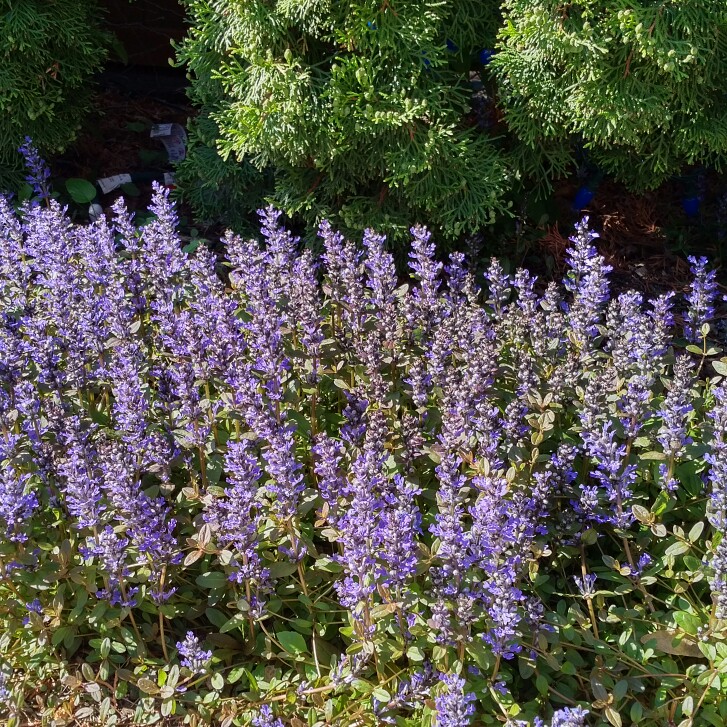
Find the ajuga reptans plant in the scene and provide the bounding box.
[2,155,727,726]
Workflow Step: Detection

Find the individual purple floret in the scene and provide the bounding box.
[429,451,468,598]
[407,224,442,332]
[648,292,675,362]
[319,219,366,340]
[0,671,9,700]
[334,447,385,634]
[56,436,105,530]
[140,183,187,291]
[258,205,298,302]
[684,255,718,343]
[176,632,212,673]
[290,249,324,377]
[312,434,346,523]
[618,374,652,438]
[434,672,476,727]
[631,553,653,577]
[21,598,43,626]
[391,664,434,709]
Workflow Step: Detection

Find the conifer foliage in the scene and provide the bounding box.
[176,0,508,241]
[0,1,108,188]
[492,0,727,189]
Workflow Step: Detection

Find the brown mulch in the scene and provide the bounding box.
[55,86,193,218]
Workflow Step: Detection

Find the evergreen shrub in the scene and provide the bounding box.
[0,1,108,188]
[175,0,510,243]
[492,0,727,189]
[4,149,727,725]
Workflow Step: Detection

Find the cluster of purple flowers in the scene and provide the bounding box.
[2,172,726,724]
[176,632,212,673]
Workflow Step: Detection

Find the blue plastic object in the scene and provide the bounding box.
[479,49,494,65]
[572,186,594,210]
[682,196,701,217]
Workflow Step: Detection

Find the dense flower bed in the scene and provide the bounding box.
[1,170,727,726]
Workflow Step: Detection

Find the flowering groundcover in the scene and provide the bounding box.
[1,165,727,726]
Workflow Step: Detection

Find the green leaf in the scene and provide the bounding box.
[120,182,141,197]
[182,239,201,254]
[632,504,652,523]
[605,707,622,727]
[665,541,690,557]
[65,178,97,204]
[137,677,160,695]
[712,361,727,376]
[195,572,228,589]
[269,561,299,578]
[535,674,549,696]
[613,680,629,700]
[640,450,667,461]
[407,645,425,662]
[641,630,702,656]
[210,672,224,690]
[683,695,694,716]
[220,613,247,634]
[674,611,701,636]
[18,183,33,203]
[52,626,72,647]
[699,641,717,661]
[276,631,308,656]
[111,35,129,65]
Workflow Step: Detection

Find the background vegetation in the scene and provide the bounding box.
[0,0,108,190]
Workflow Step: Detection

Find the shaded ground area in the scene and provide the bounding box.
[55,66,726,301]
[55,67,191,219]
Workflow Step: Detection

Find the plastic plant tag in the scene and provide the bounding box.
[150,123,187,162]
[97,174,133,195]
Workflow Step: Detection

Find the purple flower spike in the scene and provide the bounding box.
[176,632,212,673]
[0,463,38,543]
[18,137,51,201]
[685,255,718,343]
[707,382,727,617]
[536,706,590,727]
[434,672,476,727]
[252,704,284,727]
[564,217,612,348]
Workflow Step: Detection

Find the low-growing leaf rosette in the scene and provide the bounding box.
[1,180,727,725]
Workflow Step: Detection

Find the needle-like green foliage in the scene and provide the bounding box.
[0,1,108,189]
[175,0,510,243]
[492,1,727,189]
